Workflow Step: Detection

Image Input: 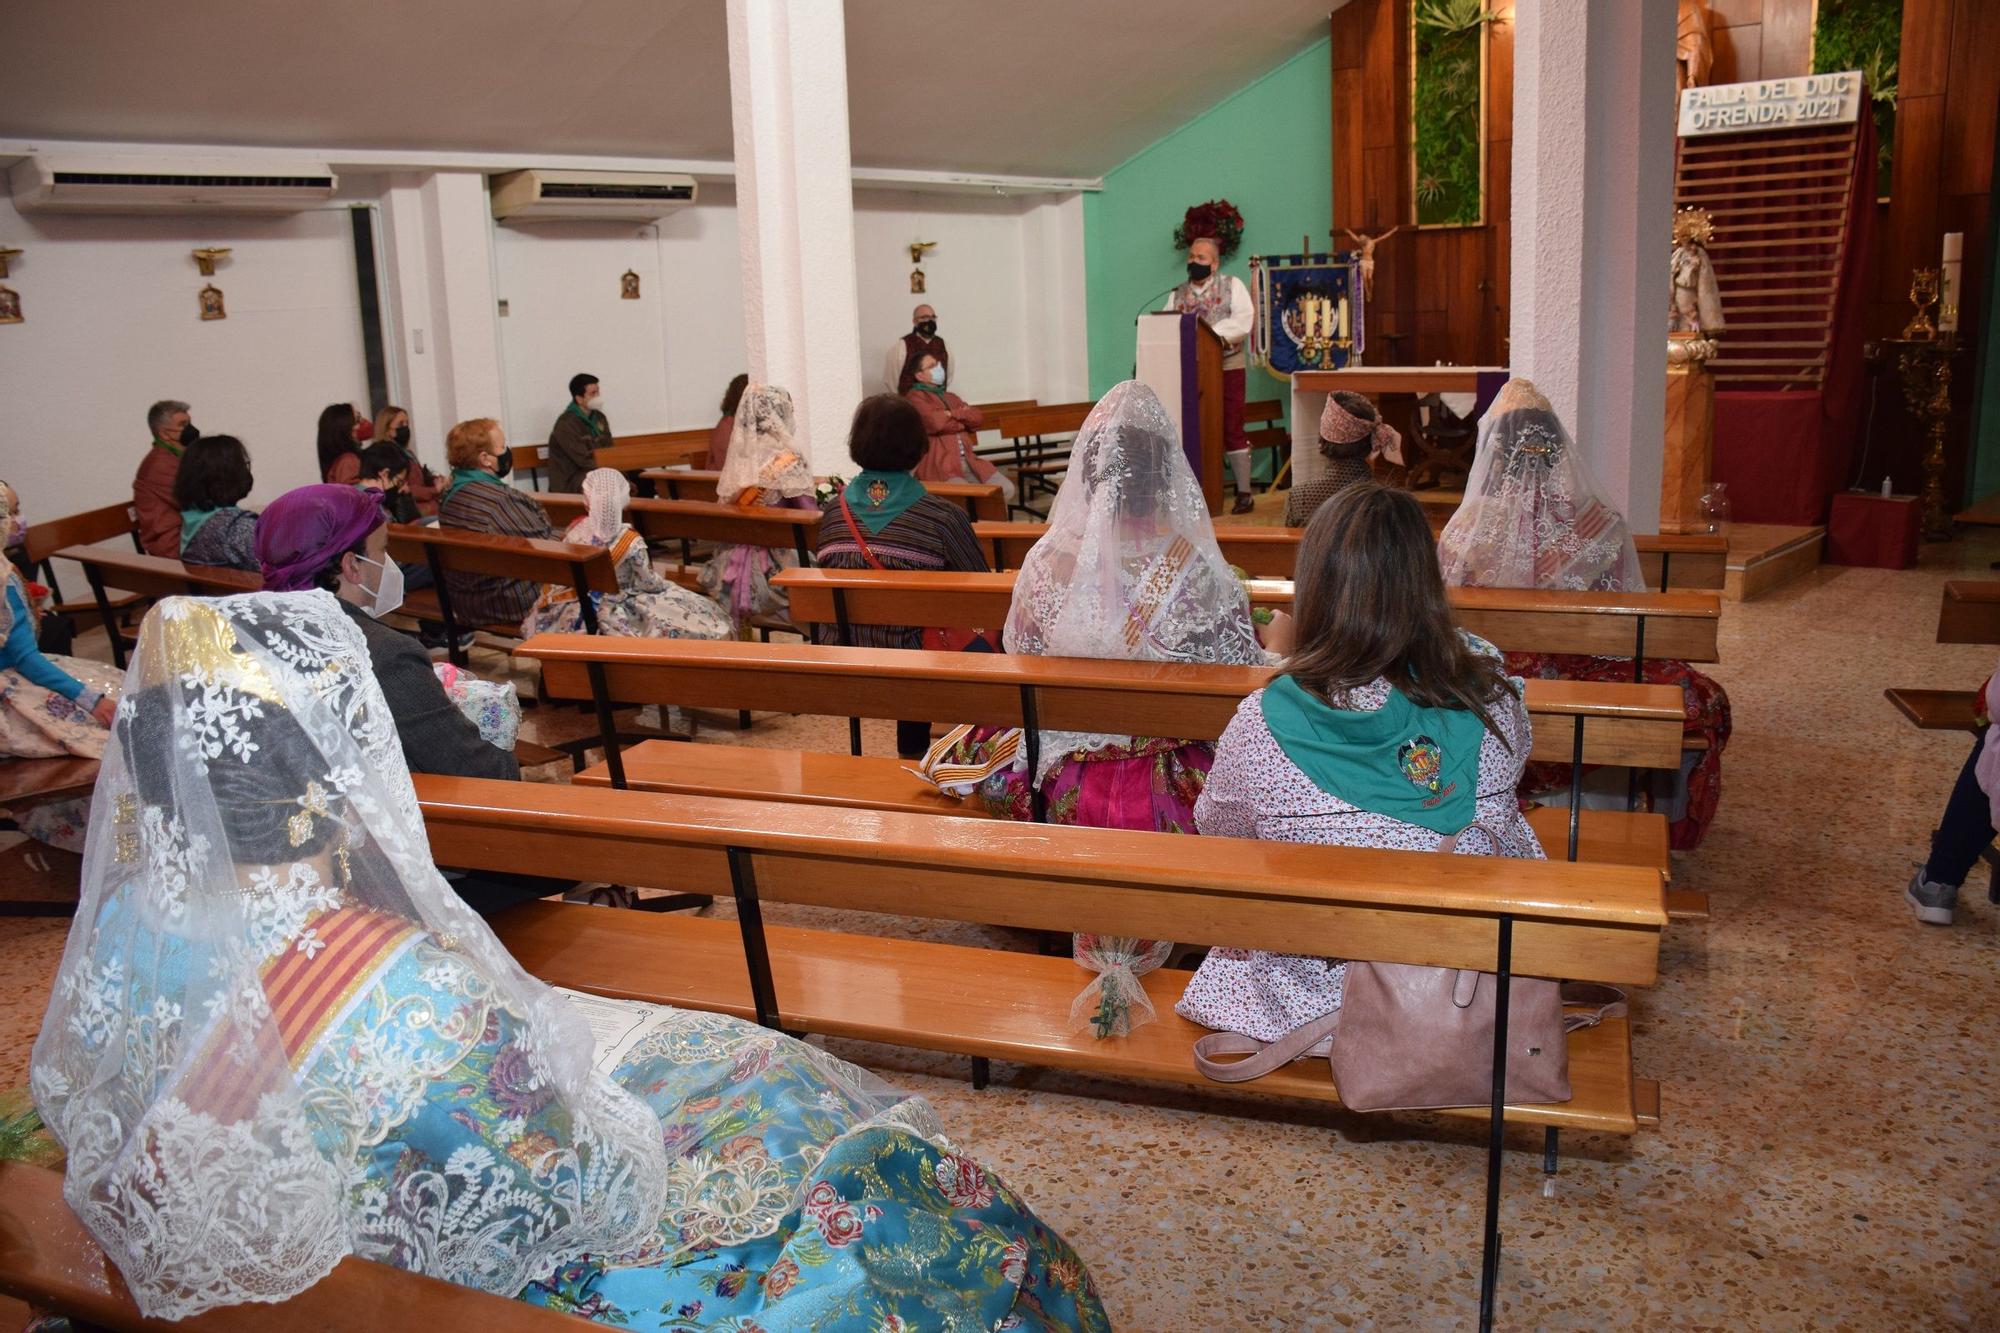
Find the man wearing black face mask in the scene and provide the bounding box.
[881,303,950,394]
[1164,237,1258,512]
[135,398,199,556]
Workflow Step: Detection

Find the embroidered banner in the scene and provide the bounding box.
[1249,251,1364,379]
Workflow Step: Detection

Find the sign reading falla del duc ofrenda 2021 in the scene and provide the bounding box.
[1677,71,1863,138]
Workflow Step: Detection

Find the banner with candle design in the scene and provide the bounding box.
[1249,251,1364,380]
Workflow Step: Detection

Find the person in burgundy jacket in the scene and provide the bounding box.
[903,352,1015,504]
[133,399,197,557]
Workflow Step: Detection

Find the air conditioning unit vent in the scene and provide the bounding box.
[490,170,698,223]
[10,157,339,213]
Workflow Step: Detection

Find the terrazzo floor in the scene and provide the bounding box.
[3,533,1997,1329]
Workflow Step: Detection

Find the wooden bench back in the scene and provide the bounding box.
[997,401,1093,440]
[1937,580,2000,644]
[0,1162,582,1332]
[518,636,1686,772]
[533,494,819,558]
[507,442,549,477]
[770,568,1724,663]
[978,522,1723,590]
[415,774,1666,985]
[643,470,1005,523]
[510,430,713,481]
[51,542,262,598]
[384,524,620,593]
[24,502,138,565]
[1415,507,1728,591]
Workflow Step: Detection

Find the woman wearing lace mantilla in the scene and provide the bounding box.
[922,382,1284,1037]
[30,592,1107,1330]
[1437,377,1730,848]
[523,467,734,642]
[698,382,823,629]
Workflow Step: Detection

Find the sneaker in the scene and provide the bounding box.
[1906,870,1958,926]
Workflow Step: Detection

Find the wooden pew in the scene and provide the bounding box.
[771,568,1723,669]
[1885,581,2000,730]
[0,1162,591,1331]
[506,441,551,488]
[384,524,618,667]
[989,401,1094,508]
[52,543,261,668]
[520,637,1699,916]
[1413,503,1729,591]
[21,500,144,618]
[416,774,1665,1320]
[643,469,1007,523]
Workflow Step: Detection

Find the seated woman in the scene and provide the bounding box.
[1281,390,1399,527]
[374,404,443,516]
[355,439,423,525]
[174,434,260,570]
[316,401,370,485]
[815,394,991,759]
[905,351,1015,503]
[1177,482,1540,1043]
[704,372,749,470]
[699,382,820,629]
[526,468,734,641]
[437,416,558,630]
[1437,377,1730,849]
[926,382,1280,1033]
[30,591,1108,1330]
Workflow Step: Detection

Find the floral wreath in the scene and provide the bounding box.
[1173,200,1246,258]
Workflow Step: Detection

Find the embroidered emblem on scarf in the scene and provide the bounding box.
[1397,734,1453,807]
[867,477,890,506]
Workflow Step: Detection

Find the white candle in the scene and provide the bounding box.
[1942,232,1964,262]
[1337,296,1350,339]
[1941,232,1964,333]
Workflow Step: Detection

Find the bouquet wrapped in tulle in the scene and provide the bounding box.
[1174,199,1246,258]
[433,662,521,752]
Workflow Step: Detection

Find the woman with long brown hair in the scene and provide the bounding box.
[1176,481,1542,1043]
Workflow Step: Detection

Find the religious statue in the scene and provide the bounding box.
[1676,0,1715,95]
[1669,207,1724,337]
[620,269,641,300]
[198,284,226,321]
[1340,226,1398,301]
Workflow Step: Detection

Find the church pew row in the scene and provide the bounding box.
[533,493,820,562]
[21,500,146,620]
[976,521,1728,592]
[640,470,1008,523]
[517,636,1703,918]
[417,774,1665,1319]
[384,523,620,668]
[770,568,1723,668]
[1884,580,2000,730]
[0,780,1668,1329]
[51,543,261,669]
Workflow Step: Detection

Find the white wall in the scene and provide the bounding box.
[0,157,1090,528]
[0,180,380,522]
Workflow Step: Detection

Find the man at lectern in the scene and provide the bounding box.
[1164,237,1255,512]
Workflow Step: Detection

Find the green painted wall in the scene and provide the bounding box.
[1082,37,1333,420]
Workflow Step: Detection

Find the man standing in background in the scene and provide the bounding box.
[1165,237,1256,513]
[133,399,196,556]
[881,304,949,394]
[546,372,610,494]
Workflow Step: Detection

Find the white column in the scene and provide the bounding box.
[376,171,505,456]
[1021,192,1091,405]
[1510,0,1677,528]
[727,0,865,475]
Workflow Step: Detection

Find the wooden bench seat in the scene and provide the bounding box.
[533,493,820,562]
[1888,583,2000,732]
[22,501,146,619]
[53,543,261,668]
[492,901,1649,1135]
[0,755,100,810]
[1884,687,1981,731]
[385,523,619,666]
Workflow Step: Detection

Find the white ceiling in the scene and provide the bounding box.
[0,0,1334,181]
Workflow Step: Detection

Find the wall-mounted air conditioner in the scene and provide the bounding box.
[9,156,338,214]
[490,170,698,224]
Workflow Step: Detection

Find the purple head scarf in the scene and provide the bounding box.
[255,484,387,591]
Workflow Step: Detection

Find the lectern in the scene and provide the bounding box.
[1135,311,1225,514]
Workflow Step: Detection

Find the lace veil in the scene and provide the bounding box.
[1005,380,1263,780]
[715,382,814,502]
[580,467,631,545]
[1436,378,1647,593]
[30,592,669,1319]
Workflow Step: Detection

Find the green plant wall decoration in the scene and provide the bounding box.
[1811,0,1901,198]
[1412,0,1490,227]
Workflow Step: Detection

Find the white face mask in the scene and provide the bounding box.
[586,394,604,413]
[352,553,405,620]
[927,364,946,385]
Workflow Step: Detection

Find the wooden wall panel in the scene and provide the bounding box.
[1759,0,1813,76]
[1710,22,1764,87]
[1898,0,1954,98]
[1941,0,1999,196]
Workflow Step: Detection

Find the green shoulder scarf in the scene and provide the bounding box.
[841,469,927,534]
[442,467,503,505]
[1259,673,1491,835]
